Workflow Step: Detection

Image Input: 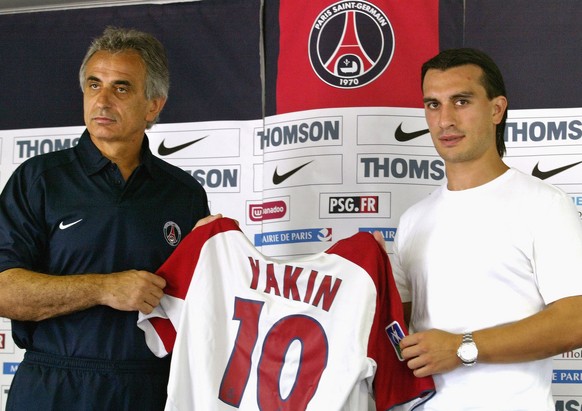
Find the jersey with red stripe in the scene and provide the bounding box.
[138,218,434,410]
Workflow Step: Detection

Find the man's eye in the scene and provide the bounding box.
[116,87,128,93]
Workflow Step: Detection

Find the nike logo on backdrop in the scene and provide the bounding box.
[531,160,582,180]
[394,123,430,142]
[157,136,208,156]
[59,219,83,230]
[272,161,313,185]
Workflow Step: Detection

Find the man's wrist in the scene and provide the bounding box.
[456,332,478,366]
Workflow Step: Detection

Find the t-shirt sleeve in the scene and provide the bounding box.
[390,228,412,304]
[534,190,582,304]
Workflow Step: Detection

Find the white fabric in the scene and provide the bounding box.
[392,168,582,411]
[138,218,435,411]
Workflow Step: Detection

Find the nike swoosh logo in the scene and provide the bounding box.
[59,219,83,230]
[157,136,207,156]
[394,123,430,142]
[532,160,582,180]
[272,161,313,185]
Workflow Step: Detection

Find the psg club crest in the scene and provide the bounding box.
[163,221,182,247]
[309,0,394,89]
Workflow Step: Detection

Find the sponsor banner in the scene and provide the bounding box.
[505,154,582,186]
[255,227,333,247]
[182,165,241,193]
[246,197,291,225]
[553,351,582,394]
[553,370,582,384]
[554,396,582,411]
[0,127,85,188]
[503,109,582,200]
[356,111,431,148]
[148,128,241,159]
[319,192,391,219]
[505,108,582,150]
[9,128,83,165]
[357,153,445,186]
[558,350,582,362]
[259,154,344,191]
[255,116,343,155]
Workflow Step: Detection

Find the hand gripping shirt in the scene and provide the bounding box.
[138,218,435,411]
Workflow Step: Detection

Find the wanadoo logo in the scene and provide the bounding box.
[272,161,313,185]
[157,136,208,156]
[394,123,430,142]
[531,160,582,180]
[309,0,394,89]
[249,200,287,222]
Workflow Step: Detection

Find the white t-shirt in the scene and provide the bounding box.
[138,217,435,411]
[392,168,582,411]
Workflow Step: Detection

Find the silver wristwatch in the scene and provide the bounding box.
[456,332,478,366]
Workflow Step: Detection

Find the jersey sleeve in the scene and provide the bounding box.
[137,217,241,357]
[373,244,435,410]
[328,233,435,410]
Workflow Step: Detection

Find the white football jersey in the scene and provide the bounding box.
[138,218,434,411]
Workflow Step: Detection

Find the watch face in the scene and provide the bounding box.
[459,343,478,362]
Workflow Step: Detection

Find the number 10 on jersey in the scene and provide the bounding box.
[219,297,329,410]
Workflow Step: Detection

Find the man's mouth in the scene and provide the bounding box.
[439,133,463,145]
[93,116,116,125]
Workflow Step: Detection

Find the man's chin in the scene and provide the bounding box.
[87,131,122,145]
[87,124,118,138]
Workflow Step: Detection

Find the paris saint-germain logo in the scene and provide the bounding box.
[163,221,182,247]
[309,0,394,89]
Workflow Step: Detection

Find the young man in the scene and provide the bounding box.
[392,48,582,410]
[0,27,211,410]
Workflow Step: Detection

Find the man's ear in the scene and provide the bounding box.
[492,95,508,125]
[146,97,167,123]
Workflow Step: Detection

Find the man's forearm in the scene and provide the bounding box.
[0,268,104,321]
